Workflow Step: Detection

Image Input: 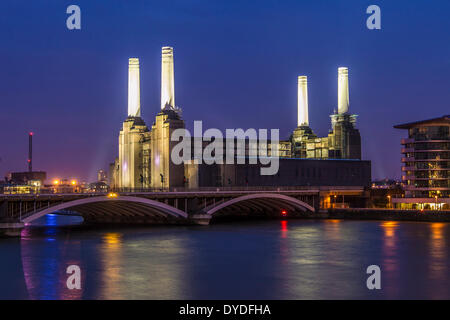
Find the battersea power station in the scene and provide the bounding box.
[109,47,371,192]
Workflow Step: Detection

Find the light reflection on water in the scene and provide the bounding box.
[380,221,400,298]
[101,233,123,299]
[2,215,450,299]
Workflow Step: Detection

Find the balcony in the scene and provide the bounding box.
[401,138,450,144]
[401,157,414,163]
[401,166,415,172]
[401,147,414,153]
[401,138,414,144]
[403,185,450,191]
[413,158,450,162]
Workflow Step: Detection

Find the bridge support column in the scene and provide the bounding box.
[189,214,211,226]
[0,201,8,220]
[0,223,24,238]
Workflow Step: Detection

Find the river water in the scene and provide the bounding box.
[1,214,450,299]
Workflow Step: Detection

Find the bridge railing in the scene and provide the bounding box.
[0,185,365,197]
[111,186,322,193]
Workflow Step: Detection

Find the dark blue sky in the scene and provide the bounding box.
[0,0,449,182]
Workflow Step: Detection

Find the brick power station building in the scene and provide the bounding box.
[109,47,371,192]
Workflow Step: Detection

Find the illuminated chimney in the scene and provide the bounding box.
[128,58,141,117]
[161,46,175,109]
[297,76,309,126]
[338,67,349,114]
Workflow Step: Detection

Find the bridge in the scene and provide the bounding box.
[0,186,367,235]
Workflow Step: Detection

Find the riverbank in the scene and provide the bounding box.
[317,208,450,222]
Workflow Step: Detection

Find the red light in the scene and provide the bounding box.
[29,132,33,136]
[281,210,287,216]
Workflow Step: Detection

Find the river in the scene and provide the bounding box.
[1,214,449,299]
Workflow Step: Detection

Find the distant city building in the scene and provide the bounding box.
[393,115,450,210]
[89,181,108,193]
[8,171,47,185]
[371,179,401,189]
[110,47,370,194]
[369,179,404,208]
[50,179,82,193]
[97,169,107,183]
[3,132,48,194]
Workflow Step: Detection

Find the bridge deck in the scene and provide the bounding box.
[0,186,367,226]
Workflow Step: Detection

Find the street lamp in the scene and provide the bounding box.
[387,195,391,209]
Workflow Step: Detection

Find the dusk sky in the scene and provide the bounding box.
[0,0,449,183]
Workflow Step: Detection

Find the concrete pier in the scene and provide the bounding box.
[0,222,24,237]
[190,214,212,225]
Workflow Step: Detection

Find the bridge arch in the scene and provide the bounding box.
[22,196,188,224]
[205,193,315,216]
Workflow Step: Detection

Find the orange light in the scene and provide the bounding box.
[53,179,60,185]
[281,210,287,216]
[107,192,118,198]
[71,180,77,186]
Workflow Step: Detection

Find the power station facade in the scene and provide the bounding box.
[110,47,368,190]
[111,47,186,189]
[290,67,361,160]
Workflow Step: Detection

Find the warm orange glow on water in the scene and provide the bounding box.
[101,233,123,299]
[381,221,399,277]
[429,223,446,285]
[324,219,341,241]
[431,223,445,240]
[103,233,122,247]
[381,221,398,238]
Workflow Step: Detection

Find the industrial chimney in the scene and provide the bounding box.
[128,58,141,117]
[28,132,33,172]
[161,46,175,109]
[338,67,349,114]
[297,76,309,126]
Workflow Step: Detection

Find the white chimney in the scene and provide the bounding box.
[161,46,175,109]
[128,58,140,117]
[338,67,349,114]
[297,76,309,126]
